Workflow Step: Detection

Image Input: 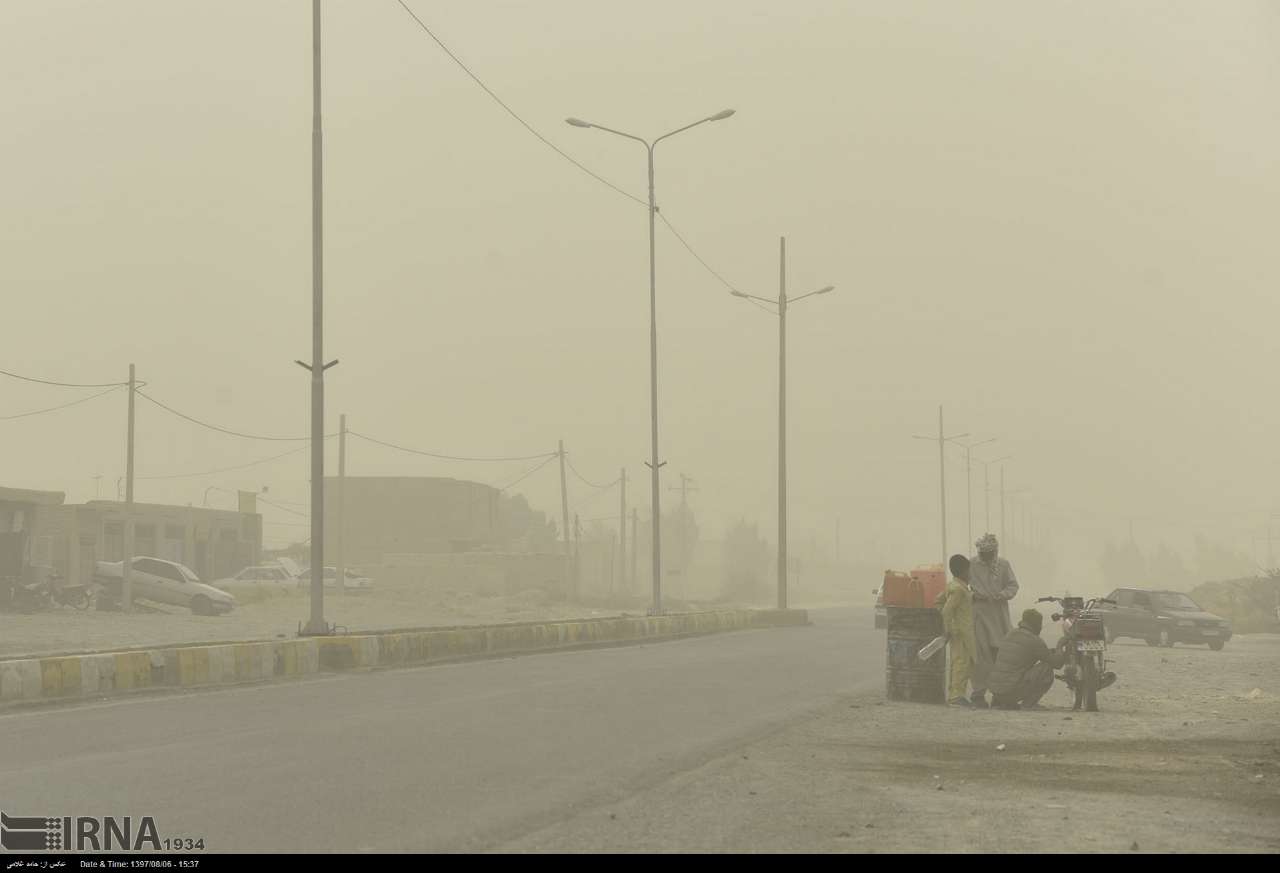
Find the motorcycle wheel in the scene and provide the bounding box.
[1082,654,1100,712]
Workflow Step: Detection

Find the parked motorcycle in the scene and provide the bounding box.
[1037,595,1118,712]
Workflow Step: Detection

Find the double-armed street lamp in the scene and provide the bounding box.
[729,237,834,610]
[566,108,735,615]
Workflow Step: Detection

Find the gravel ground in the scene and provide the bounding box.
[498,633,1280,853]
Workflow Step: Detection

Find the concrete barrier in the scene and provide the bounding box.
[0,638,320,704]
[0,608,807,705]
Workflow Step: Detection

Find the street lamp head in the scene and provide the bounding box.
[730,291,749,298]
[709,109,736,121]
[565,117,592,128]
[816,285,835,295]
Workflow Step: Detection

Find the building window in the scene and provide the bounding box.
[165,525,185,541]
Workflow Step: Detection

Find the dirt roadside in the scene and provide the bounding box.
[498,634,1280,853]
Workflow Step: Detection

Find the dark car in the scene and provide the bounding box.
[1094,588,1232,650]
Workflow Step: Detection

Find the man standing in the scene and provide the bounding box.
[968,533,1019,708]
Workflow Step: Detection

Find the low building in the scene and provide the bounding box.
[0,486,67,576]
[43,500,262,586]
[323,476,505,566]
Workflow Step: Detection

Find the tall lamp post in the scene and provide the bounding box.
[729,237,833,610]
[954,437,997,551]
[980,455,1012,540]
[566,108,735,615]
[913,408,968,572]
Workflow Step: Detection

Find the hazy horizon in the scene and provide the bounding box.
[4,1,1279,587]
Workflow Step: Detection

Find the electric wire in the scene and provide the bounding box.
[349,430,556,463]
[0,386,121,420]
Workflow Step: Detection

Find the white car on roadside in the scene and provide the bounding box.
[95,557,237,615]
[215,564,297,586]
[296,566,374,592]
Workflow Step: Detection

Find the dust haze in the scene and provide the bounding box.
[1,0,1278,856]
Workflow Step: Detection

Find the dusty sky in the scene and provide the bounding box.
[3,1,1278,582]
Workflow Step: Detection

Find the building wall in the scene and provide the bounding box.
[324,477,503,566]
[46,502,262,586]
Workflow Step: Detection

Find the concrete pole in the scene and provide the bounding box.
[123,363,135,611]
[1000,466,1006,546]
[573,512,581,599]
[984,463,991,535]
[303,0,328,635]
[778,236,788,611]
[938,406,947,573]
[336,413,345,598]
[619,468,627,593]
[646,145,664,615]
[965,446,973,551]
[631,508,638,591]
[558,440,571,595]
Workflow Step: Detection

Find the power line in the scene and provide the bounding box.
[136,390,314,442]
[391,1,756,301]
[349,430,555,463]
[393,0,645,208]
[565,456,617,490]
[0,385,121,420]
[0,368,128,389]
[493,454,558,492]
[259,495,310,519]
[136,445,311,481]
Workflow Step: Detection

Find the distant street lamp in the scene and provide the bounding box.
[730,238,833,610]
[567,108,735,615]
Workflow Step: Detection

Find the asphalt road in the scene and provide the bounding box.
[0,607,881,853]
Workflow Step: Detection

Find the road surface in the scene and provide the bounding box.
[0,607,880,853]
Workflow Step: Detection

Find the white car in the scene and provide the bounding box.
[296,566,373,592]
[95,557,237,615]
[216,565,296,586]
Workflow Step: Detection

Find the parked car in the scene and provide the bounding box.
[1093,587,1232,649]
[215,564,297,586]
[296,566,373,592]
[872,587,887,629]
[95,557,237,615]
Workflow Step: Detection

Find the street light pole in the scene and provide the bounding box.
[913,409,968,571]
[567,108,735,615]
[729,248,834,610]
[954,437,996,551]
[297,0,337,636]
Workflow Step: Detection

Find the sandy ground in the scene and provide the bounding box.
[499,633,1280,853]
[0,583,742,658]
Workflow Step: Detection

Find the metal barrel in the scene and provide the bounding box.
[885,606,946,703]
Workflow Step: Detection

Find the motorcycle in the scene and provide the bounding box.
[1037,595,1118,712]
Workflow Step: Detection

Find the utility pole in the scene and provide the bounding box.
[778,237,788,610]
[618,468,627,593]
[1001,466,1007,545]
[573,512,581,598]
[631,507,638,591]
[913,407,968,572]
[123,363,136,611]
[727,237,833,612]
[669,473,698,575]
[296,0,336,635]
[558,440,571,595]
[955,438,996,550]
[336,413,345,598]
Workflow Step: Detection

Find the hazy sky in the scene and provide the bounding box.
[3,1,1278,580]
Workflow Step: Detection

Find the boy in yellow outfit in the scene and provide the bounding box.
[936,554,977,707]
